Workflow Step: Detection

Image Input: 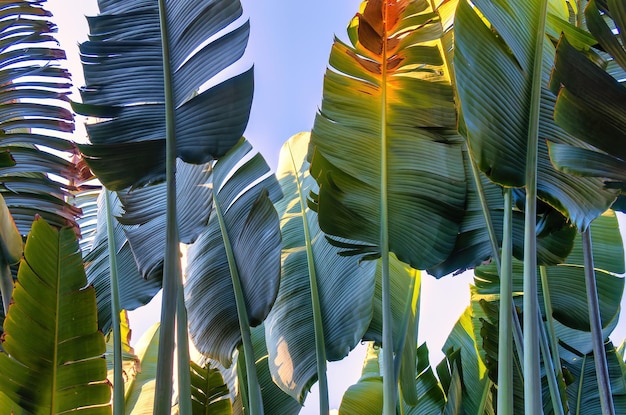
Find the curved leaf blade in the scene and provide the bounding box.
[76,0,254,189]
[265,132,377,403]
[186,139,282,366]
[455,0,617,229]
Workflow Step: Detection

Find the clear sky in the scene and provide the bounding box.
[46,1,626,413]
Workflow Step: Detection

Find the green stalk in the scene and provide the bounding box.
[154,0,179,412]
[177,283,192,414]
[538,312,565,415]
[523,1,549,413]
[497,189,513,415]
[214,192,263,415]
[380,2,395,413]
[582,228,615,415]
[287,142,329,414]
[467,149,524,359]
[540,266,569,413]
[104,190,124,415]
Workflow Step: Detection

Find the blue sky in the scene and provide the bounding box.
[46,0,626,413]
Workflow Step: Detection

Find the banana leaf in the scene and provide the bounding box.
[455,0,618,229]
[264,132,377,403]
[0,0,86,234]
[0,218,110,414]
[309,0,466,270]
[186,138,282,366]
[75,0,253,190]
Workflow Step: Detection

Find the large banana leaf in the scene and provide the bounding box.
[548,1,626,191]
[83,191,162,332]
[0,218,110,414]
[0,0,86,233]
[441,307,495,415]
[116,159,213,280]
[76,0,253,190]
[427,149,577,278]
[454,0,617,229]
[264,132,377,403]
[185,138,282,366]
[309,0,466,270]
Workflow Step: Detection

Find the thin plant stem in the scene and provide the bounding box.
[538,311,565,415]
[467,149,524,360]
[497,188,513,415]
[104,190,124,415]
[582,228,615,415]
[380,1,395,412]
[287,142,329,414]
[154,0,180,412]
[540,266,569,413]
[214,192,263,415]
[177,282,192,414]
[523,1,549,412]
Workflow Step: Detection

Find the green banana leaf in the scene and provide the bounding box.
[427,149,577,278]
[189,361,233,415]
[264,132,377,403]
[363,253,421,404]
[116,159,213,280]
[0,192,23,314]
[0,0,86,233]
[309,0,467,270]
[125,323,160,414]
[82,191,162,333]
[454,0,617,229]
[548,1,626,191]
[338,344,384,415]
[185,138,282,366]
[339,342,457,415]
[441,306,495,415]
[402,343,447,414]
[75,0,253,190]
[0,218,110,414]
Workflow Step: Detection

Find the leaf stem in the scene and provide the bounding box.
[177,283,192,414]
[497,188,513,415]
[287,142,329,414]
[467,149,524,359]
[524,1,549,413]
[104,190,124,415]
[540,266,568,413]
[538,311,565,415]
[0,257,11,316]
[582,228,615,415]
[379,2,396,413]
[214,192,264,415]
[154,0,180,412]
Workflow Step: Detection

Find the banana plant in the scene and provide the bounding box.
[185,138,282,415]
[453,0,622,411]
[308,1,467,412]
[74,0,255,410]
[0,218,110,414]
